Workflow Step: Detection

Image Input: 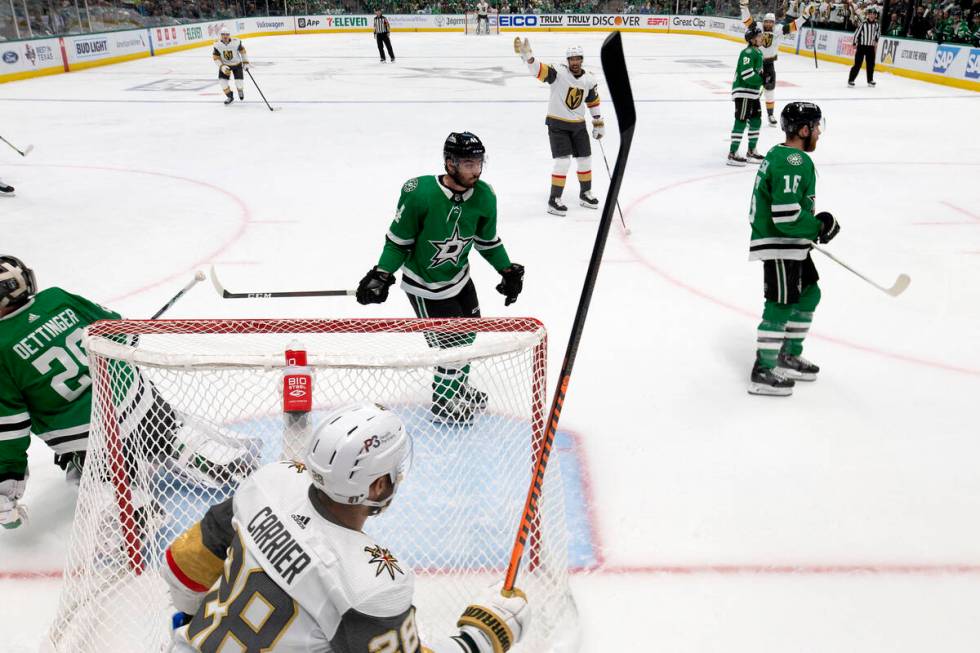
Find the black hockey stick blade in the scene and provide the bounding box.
[209,265,354,298]
[0,135,33,157]
[504,29,636,592]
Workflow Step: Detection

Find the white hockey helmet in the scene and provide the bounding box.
[566,45,584,60]
[305,403,413,514]
[219,27,231,36]
[764,12,776,22]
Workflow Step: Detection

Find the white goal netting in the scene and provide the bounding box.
[464,11,500,34]
[46,318,577,652]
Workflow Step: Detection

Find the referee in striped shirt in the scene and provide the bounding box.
[848,5,880,87]
[374,9,395,63]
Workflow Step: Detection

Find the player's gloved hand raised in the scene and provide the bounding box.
[496,264,524,306]
[0,472,28,530]
[513,37,533,63]
[815,211,840,244]
[457,583,531,653]
[356,267,396,305]
[592,118,605,140]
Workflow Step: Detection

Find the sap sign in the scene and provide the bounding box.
[932,44,957,74]
[499,15,538,27]
[966,49,980,80]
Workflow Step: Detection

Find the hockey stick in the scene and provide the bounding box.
[503,30,636,593]
[150,271,206,319]
[210,265,355,298]
[812,243,911,297]
[808,19,819,68]
[245,68,278,112]
[0,135,33,157]
[597,139,631,235]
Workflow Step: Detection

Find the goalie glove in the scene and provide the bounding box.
[456,585,530,653]
[220,64,232,76]
[592,118,605,140]
[356,266,396,305]
[513,36,533,63]
[0,472,28,529]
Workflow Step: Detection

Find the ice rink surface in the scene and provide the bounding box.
[2,28,980,651]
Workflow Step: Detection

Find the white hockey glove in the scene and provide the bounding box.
[457,584,530,653]
[739,0,749,6]
[242,61,250,71]
[0,473,28,530]
[592,118,605,140]
[220,64,232,76]
[513,37,533,64]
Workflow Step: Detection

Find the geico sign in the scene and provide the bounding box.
[499,15,537,27]
[671,16,706,27]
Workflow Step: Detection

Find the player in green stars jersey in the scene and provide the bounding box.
[356,132,525,424]
[729,26,767,167]
[0,257,253,529]
[747,102,841,396]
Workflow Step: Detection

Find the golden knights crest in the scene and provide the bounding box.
[564,87,584,111]
[364,544,404,580]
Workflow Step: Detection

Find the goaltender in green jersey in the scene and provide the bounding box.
[356,132,524,424]
[747,102,841,396]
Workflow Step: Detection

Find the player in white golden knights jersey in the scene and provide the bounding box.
[212,27,250,105]
[740,0,807,126]
[164,403,530,653]
[515,38,604,217]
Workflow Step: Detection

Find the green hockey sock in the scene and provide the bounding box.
[756,300,793,368]
[747,115,762,151]
[730,119,747,153]
[433,363,470,404]
[782,283,821,356]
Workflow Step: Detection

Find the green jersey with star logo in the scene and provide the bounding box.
[377,175,512,300]
[748,144,821,261]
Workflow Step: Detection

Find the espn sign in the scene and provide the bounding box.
[647,16,669,26]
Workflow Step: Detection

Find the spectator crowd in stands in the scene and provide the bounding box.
[3,0,978,44]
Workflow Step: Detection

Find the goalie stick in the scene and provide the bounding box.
[812,243,911,297]
[0,135,33,157]
[504,30,636,593]
[210,265,355,298]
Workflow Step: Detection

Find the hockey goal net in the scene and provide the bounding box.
[465,11,500,34]
[47,318,577,652]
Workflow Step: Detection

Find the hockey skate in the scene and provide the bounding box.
[776,352,819,381]
[547,196,568,216]
[579,190,599,209]
[0,182,14,194]
[430,396,476,426]
[238,90,244,100]
[867,80,876,87]
[767,114,778,127]
[746,150,765,164]
[748,359,795,396]
[847,80,855,87]
[459,383,489,412]
[727,152,747,167]
[223,93,234,105]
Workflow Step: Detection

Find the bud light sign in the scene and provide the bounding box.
[499,15,538,27]
[932,44,957,74]
[966,49,980,80]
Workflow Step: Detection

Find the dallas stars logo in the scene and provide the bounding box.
[429,223,473,268]
[364,544,404,580]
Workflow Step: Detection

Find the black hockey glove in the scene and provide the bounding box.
[356,267,395,305]
[815,212,840,244]
[496,264,524,306]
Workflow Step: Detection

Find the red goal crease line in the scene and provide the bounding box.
[6,563,980,582]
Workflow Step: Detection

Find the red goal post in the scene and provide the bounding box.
[47,317,578,653]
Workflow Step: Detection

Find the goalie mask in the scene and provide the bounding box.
[305,403,413,515]
[0,256,37,310]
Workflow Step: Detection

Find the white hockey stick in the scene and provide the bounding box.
[210,265,354,298]
[0,135,33,157]
[812,243,910,297]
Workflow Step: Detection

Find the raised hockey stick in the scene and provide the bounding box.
[503,30,636,593]
[812,243,911,297]
[0,135,33,157]
[150,271,206,319]
[245,68,278,112]
[597,139,631,235]
[210,265,355,298]
[807,19,819,68]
